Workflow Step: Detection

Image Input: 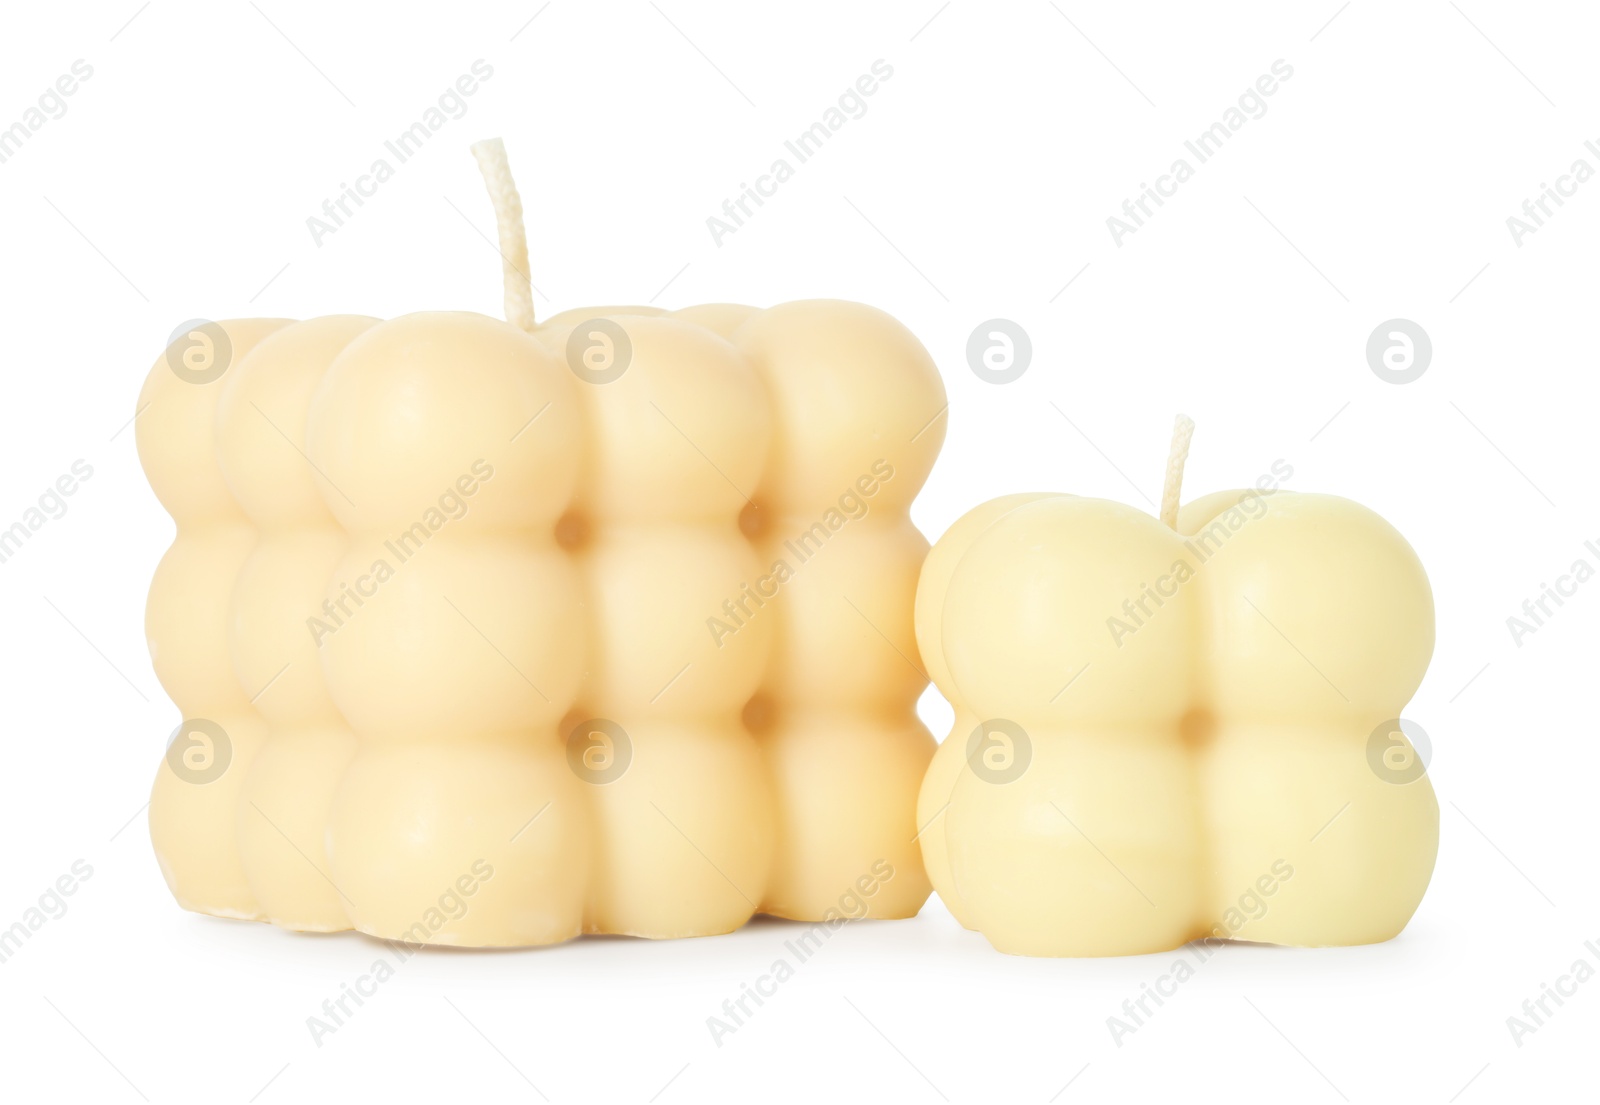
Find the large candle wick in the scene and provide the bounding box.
[1159,413,1195,530]
[470,137,537,334]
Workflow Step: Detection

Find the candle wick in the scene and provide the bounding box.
[470,137,537,333]
[1159,413,1196,531]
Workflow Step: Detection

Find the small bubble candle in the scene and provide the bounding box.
[915,417,1439,956]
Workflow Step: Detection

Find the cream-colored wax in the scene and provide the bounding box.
[916,488,1439,956]
[139,319,290,918]
[731,301,944,920]
[913,493,1052,931]
[218,316,377,931]
[309,312,592,946]
[138,301,946,944]
[533,307,777,938]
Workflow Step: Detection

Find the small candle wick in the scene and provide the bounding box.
[1159,414,1195,531]
[470,137,537,334]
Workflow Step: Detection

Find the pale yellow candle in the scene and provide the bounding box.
[915,419,1439,956]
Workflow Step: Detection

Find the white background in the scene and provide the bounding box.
[0,1,1593,1102]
